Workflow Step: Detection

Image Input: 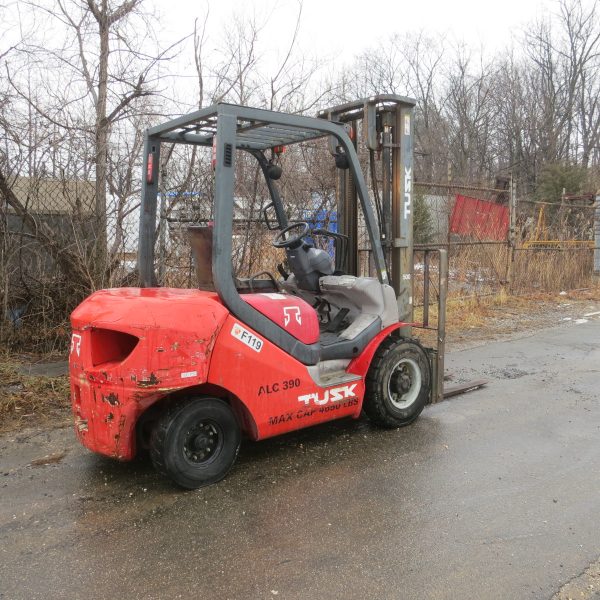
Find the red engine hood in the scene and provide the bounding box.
[69,288,231,460]
[71,287,228,332]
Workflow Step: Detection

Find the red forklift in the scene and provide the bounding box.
[70,96,456,489]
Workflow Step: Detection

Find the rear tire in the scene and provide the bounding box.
[364,338,431,428]
[149,397,241,489]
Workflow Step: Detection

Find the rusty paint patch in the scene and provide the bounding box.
[105,413,114,423]
[171,342,179,351]
[137,372,160,387]
[113,415,127,456]
[157,347,165,352]
[102,392,120,406]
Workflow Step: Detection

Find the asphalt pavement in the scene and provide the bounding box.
[1,320,599,599]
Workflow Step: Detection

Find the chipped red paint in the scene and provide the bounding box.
[70,288,229,459]
[69,287,401,460]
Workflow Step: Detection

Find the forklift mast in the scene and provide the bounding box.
[318,95,415,328]
[318,96,461,402]
[134,99,470,402]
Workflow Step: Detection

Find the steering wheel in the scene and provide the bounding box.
[271,221,310,248]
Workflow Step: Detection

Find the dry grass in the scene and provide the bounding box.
[413,285,600,347]
[0,358,71,433]
[413,244,596,302]
[413,294,493,347]
[512,248,594,292]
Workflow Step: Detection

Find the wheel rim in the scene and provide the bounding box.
[182,420,223,465]
[387,358,422,409]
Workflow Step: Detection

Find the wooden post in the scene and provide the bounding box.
[446,160,452,249]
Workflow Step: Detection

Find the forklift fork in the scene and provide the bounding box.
[416,248,487,403]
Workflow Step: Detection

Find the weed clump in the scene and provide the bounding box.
[0,359,70,432]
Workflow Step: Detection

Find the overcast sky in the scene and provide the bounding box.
[1,0,565,86]
[155,0,557,67]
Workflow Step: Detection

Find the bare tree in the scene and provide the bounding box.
[444,45,499,182]
[8,0,184,271]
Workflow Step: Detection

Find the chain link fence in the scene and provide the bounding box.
[512,196,596,293]
[412,182,597,303]
[2,144,599,352]
[1,174,103,351]
[412,182,508,307]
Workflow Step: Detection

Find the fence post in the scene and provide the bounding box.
[505,172,517,293]
[594,192,600,281]
[446,160,452,249]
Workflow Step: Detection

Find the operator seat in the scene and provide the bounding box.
[286,244,334,292]
[317,274,399,360]
[282,271,399,361]
[273,224,399,361]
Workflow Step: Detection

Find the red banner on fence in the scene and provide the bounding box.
[449,195,509,241]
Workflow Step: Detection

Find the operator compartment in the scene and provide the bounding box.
[242,293,319,345]
[188,223,320,345]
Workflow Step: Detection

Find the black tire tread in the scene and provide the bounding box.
[364,337,430,429]
[149,397,190,478]
[149,397,240,489]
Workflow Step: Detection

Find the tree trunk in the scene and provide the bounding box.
[94,0,109,274]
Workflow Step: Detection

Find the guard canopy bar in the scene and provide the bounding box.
[148,103,340,151]
[137,102,392,364]
[317,94,417,121]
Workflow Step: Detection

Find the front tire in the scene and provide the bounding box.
[364,338,431,428]
[149,397,241,489]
